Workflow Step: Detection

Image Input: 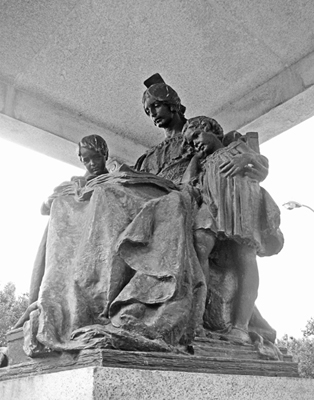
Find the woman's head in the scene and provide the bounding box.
[142,83,186,117]
[77,135,109,176]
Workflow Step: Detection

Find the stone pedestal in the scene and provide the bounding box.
[1,333,304,399]
[1,366,314,400]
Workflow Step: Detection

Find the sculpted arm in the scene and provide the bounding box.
[12,226,47,329]
[41,179,81,215]
[181,153,203,185]
[13,180,79,329]
[219,148,269,182]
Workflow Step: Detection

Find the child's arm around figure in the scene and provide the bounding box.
[220,151,269,181]
[219,132,269,182]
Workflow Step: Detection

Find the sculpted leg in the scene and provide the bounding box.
[231,244,259,343]
[194,228,216,287]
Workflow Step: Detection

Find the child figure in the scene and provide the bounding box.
[182,116,283,343]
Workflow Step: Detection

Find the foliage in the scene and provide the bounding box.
[0,282,28,346]
[302,318,314,338]
[278,327,314,379]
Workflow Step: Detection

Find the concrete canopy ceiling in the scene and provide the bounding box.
[1,0,314,167]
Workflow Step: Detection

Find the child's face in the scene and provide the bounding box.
[80,147,106,176]
[184,126,218,155]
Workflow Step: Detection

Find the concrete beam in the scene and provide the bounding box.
[241,84,314,142]
[0,113,81,168]
[0,80,147,166]
[1,48,314,164]
[213,50,314,141]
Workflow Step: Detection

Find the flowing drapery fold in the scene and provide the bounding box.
[25,171,206,354]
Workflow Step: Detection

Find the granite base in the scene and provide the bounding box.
[1,366,314,400]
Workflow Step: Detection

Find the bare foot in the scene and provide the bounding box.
[228,326,251,344]
[220,326,251,345]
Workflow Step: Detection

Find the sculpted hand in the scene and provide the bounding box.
[243,167,267,181]
[41,181,77,215]
[219,153,252,178]
[181,139,195,158]
[194,149,208,161]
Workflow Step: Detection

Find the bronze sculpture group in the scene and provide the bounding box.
[13,74,284,359]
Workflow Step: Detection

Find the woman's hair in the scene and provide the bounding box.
[77,135,109,160]
[142,83,186,117]
[182,116,224,142]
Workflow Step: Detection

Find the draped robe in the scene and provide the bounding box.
[24,169,206,355]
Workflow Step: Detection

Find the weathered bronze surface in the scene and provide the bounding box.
[137,75,284,352]
[0,344,298,382]
[13,136,205,357]
[6,76,286,373]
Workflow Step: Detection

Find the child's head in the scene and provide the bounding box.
[183,116,224,156]
[77,135,109,176]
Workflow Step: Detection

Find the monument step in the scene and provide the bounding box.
[193,337,293,362]
[0,347,299,382]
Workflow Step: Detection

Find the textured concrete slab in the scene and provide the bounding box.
[1,366,314,400]
[1,1,314,163]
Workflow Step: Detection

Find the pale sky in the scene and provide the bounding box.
[1,118,313,339]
